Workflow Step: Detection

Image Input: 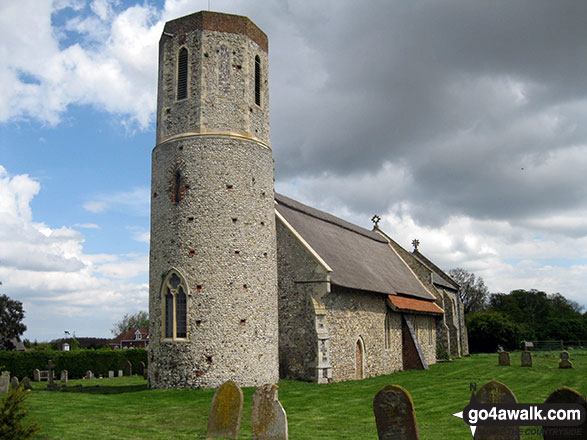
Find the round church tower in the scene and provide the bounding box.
[148,11,278,388]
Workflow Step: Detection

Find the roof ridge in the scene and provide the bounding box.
[275,193,387,243]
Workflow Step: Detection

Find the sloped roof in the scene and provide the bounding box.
[388,295,444,315]
[412,250,459,291]
[110,329,149,344]
[275,194,435,300]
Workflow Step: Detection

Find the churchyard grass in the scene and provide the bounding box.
[4,350,586,439]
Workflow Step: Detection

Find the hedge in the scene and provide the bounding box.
[0,348,147,379]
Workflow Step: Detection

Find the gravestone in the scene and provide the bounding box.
[498,351,510,366]
[206,380,244,439]
[124,360,132,376]
[46,360,60,391]
[60,370,68,383]
[0,372,10,393]
[139,361,146,376]
[559,351,572,369]
[143,368,148,380]
[474,380,520,440]
[373,384,419,440]
[22,377,32,390]
[11,376,19,390]
[86,370,94,379]
[521,351,532,367]
[543,386,587,440]
[252,384,288,440]
[108,370,114,378]
[33,369,41,382]
[118,370,123,377]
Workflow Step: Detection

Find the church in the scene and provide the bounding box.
[147,10,467,389]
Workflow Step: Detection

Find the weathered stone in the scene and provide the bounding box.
[109,370,114,378]
[46,360,60,391]
[521,351,532,367]
[559,351,572,369]
[0,372,10,393]
[543,386,587,440]
[474,380,520,440]
[124,360,132,376]
[206,381,244,439]
[11,376,19,389]
[86,370,93,379]
[373,384,419,440]
[22,377,32,390]
[118,370,123,377]
[33,369,41,382]
[60,370,68,383]
[498,351,510,366]
[252,384,288,440]
[139,361,146,375]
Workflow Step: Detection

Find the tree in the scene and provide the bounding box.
[448,268,489,314]
[466,310,532,353]
[0,385,41,439]
[0,294,27,350]
[111,310,149,336]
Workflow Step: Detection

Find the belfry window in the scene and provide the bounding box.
[254,55,261,106]
[177,47,188,100]
[162,270,188,340]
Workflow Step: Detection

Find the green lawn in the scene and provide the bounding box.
[5,351,586,439]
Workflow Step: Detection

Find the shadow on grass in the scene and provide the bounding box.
[40,384,148,394]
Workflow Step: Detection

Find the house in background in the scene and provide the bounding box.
[109,329,149,349]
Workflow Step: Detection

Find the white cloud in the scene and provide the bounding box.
[83,187,150,215]
[0,165,148,340]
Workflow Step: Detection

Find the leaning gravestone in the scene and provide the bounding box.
[11,376,19,390]
[206,380,244,439]
[60,370,68,383]
[252,384,288,440]
[521,351,532,367]
[124,360,132,376]
[33,369,41,382]
[108,370,114,378]
[474,380,520,440]
[22,377,32,391]
[559,351,572,369]
[0,372,10,393]
[498,351,511,366]
[543,386,587,440]
[373,384,419,440]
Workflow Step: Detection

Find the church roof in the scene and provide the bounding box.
[275,194,436,300]
[412,250,460,291]
[387,295,444,315]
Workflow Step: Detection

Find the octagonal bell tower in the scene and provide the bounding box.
[148,11,278,388]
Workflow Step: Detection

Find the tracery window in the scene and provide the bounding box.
[162,270,188,340]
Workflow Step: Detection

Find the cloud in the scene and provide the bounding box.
[0,165,148,339]
[83,187,150,216]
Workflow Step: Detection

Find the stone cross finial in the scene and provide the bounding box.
[412,239,420,251]
[371,215,381,227]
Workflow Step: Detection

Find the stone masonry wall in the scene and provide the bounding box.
[405,313,437,366]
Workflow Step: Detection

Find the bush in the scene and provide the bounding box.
[0,348,147,379]
[0,385,41,440]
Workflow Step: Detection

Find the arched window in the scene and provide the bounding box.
[162,270,188,340]
[385,309,393,350]
[254,55,261,106]
[177,47,188,100]
[355,337,365,380]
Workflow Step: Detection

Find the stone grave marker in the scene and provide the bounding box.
[373,384,419,440]
[252,384,288,440]
[521,351,532,367]
[124,360,132,376]
[11,376,19,390]
[60,370,68,383]
[108,370,114,378]
[86,370,94,379]
[559,351,572,369]
[33,369,41,382]
[474,380,520,440]
[206,380,244,439]
[46,360,60,391]
[139,361,146,376]
[543,386,587,440]
[22,377,32,390]
[498,351,511,366]
[0,372,10,393]
[118,370,123,377]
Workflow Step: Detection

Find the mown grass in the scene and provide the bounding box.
[4,350,586,439]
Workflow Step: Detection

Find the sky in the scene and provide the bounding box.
[1,0,587,341]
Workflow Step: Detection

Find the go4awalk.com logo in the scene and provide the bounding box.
[453,383,586,438]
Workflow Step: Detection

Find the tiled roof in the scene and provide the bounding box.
[110,329,149,344]
[388,295,444,315]
[275,193,435,300]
